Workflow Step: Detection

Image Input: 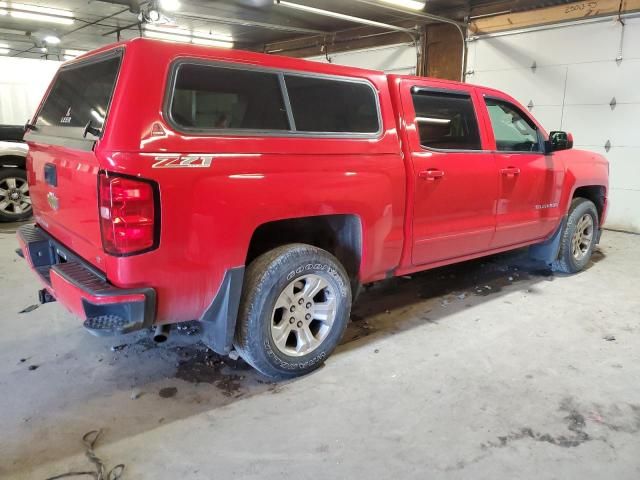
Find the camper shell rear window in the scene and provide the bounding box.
[34,49,122,139]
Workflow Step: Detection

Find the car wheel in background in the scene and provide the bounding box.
[0,168,32,222]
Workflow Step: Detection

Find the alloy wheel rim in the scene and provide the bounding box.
[270,274,337,357]
[572,213,594,261]
[0,176,31,216]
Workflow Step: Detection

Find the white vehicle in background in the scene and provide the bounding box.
[0,125,30,222]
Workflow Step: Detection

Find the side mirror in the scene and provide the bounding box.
[545,131,573,153]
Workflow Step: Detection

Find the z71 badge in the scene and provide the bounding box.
[152,155,214,168]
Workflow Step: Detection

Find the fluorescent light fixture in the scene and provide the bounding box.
[144,25,233,48]
[159,0,181,11]
[191,38,233,48]
[379,0,425,10]
[275,1,415,33]
[416,117,451,125]
[90,109,104,123]
[64,49,87,56]
[40,47,47,52]
[0,2,74,25]
[0,27,27,35]
[144,29,188,43]
[43,35,60,44]
[0,49,9,54]
[11,10,73,24]
[0,42,8,48]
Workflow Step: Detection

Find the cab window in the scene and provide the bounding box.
[485,98,541,152]
[411,89,482,150]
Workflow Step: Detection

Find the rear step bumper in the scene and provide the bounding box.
[17,224,156,336]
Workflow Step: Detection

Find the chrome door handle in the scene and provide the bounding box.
[501,166,521,176]
[419,169,445,180]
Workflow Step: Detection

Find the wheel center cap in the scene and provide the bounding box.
[10,191,20,200]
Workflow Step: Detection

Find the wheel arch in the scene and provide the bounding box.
[246,214,363,284]
[571,185,606,223]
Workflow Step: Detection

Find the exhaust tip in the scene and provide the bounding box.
[153,324,171,343]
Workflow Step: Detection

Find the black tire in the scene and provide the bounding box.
[552,198,599,274]
[0,168,31,222]
[234,244,352,379]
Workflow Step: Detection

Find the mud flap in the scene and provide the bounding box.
[529,216,567,264]
[200,267,245,355]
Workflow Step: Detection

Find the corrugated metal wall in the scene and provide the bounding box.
[467,15,640,233]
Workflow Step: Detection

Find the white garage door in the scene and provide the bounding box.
[466,15,640,233]
[306,43,417,74]
[0,56,61,125]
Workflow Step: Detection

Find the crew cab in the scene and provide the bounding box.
[18,38,608,379]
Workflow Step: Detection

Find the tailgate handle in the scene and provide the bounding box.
[44,163,57,187]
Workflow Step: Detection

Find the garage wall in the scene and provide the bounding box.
[306,43,417,74]
[466,15,640,233]
[0,56,60,125]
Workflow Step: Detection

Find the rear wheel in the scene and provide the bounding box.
[0,168,31,222]
[234,244,352,379]
[552,198,599,274]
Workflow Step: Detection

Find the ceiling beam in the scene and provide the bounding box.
[470,0,640,34]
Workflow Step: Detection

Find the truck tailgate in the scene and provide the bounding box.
[28,142,103,269]
[25,49,123,271]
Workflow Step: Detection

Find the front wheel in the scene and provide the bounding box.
[552,198,599,274]
[234,244,352,379]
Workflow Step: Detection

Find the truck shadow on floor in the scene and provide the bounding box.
[342,247,605,347]
[4,246,605,476]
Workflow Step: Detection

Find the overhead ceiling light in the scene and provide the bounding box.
[144,29,188,43]
[0,27,27,35]
[43,35,61,44]
[275,1,415,33]
[191,38,234,48]
[40,46,47,52]
[64,49,86,57]
[0,2,74,25]
[379,0,425,9]
[159,0,181,11]
[0,43,8,54]
[144,25,233,48]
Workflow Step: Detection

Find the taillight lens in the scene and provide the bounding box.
[98,173,158,256]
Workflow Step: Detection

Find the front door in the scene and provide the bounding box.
[478,93,565,248]
[399,82,499,266]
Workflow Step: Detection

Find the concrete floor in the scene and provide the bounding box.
[1,222,639,479]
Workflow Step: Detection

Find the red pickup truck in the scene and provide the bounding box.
[18,38,608,378]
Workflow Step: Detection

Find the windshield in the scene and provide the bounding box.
[35,52,121,135]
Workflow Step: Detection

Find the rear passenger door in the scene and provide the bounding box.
[399,81,499,266]
[478,92,565,247]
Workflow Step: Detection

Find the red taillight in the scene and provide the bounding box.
[98,173,158,256]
